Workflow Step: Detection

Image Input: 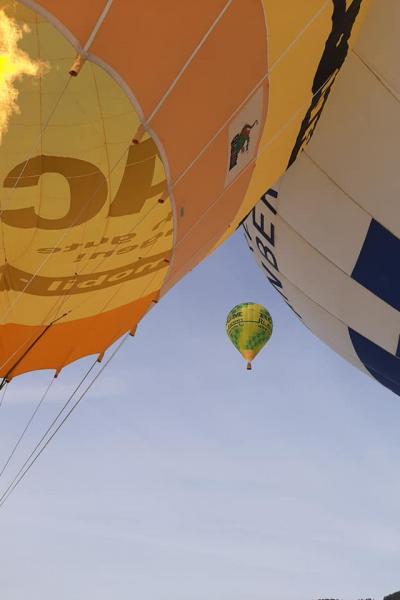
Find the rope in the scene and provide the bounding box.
[0,143,162,379]
[0,55,73,321]
[0,374,55,479]
[0,141,132,326]
[0,311,69,389]
[146,0,234,123]
[83,0,113,54]
[0,383,8,409]
[0,336,128,508]
[0,239,163,504]
[59,198,164,319]
[0,78,72,222]
[0,357,99,505]
[163,46,353,287]
[171,0,330,187]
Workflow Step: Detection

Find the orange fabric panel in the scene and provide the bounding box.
[168,81,267,239]
[87,0,268,314]
[171,129,228,240]
[0,292,156,378]
[90,0,228,117]
[162,167,253,294]
[149,0,268,176]
[33,0,107,47]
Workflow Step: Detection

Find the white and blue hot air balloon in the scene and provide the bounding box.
[243,1,400,396]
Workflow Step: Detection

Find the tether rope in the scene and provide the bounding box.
[0,336,128,508]
[0,383,8,409]
[0,374,56,479]
[0,251,165,506]
[0,357,99,505]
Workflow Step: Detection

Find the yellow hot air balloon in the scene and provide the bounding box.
[226,303,273,370]
[0,1,370,380]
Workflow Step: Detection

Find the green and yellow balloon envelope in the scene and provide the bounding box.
[226,303,273,370]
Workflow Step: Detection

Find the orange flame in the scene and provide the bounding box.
[0,9,43,142]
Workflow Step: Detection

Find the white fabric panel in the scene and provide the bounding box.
[244,196,399,357]
[244,0,400,395]
[306,51,400,238]
[246,235,370,377]
[354,0,400,96]
[278,153,371,274]
[271,216,399,355]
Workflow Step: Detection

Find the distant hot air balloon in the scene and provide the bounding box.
[0,1,370,381]
[226,303,272,370]
[243,1,400,396]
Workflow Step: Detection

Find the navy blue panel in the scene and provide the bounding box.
[349,328,400,396]
[352,219,400,311]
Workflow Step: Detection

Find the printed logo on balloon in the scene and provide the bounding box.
[225,87,263,187]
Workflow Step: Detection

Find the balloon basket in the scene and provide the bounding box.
[246,362,252,371]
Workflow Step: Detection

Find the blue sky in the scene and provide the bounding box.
[0,230,398,600]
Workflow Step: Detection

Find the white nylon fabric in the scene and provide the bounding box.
[244,0,400,395]
[306,49,400,239]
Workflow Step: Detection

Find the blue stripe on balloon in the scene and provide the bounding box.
[349,328,400,396]
[351,219,400,311]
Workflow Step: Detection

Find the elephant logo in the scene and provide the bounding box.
[229,120,259,170]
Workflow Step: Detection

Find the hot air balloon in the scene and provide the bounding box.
[243,1,400,396]
[226,303,272,370]
[0,1,370,381]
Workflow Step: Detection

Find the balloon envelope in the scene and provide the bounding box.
[226,303,273,369]
[0,1,370,378]
[244,0,400,396]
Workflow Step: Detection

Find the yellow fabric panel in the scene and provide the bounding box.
[0,3,172,329]
[214,0,373,251]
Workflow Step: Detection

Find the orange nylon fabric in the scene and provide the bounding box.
[31,0,107,47]
[0,1,370,378]
[1,292,156,378]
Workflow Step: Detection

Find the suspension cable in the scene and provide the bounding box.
[0,358,98,500]
[0,69,329,499]
[0,248,163,501]
[0,383,8,410]
[0,78,71,219]
[170,0,330,188]
[0,2,335,488]
[0,374,56,480]
[0,335,128,508]
[0,142,131,326]
[162,55,353,292]
[0,311,69,390]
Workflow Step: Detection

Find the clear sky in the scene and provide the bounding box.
[0,230,398,600]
